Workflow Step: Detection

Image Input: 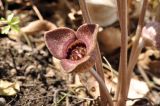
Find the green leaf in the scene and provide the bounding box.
[11,25,20,32]
[1,26,10,34]
[10,17,20,25]
[7,13,14,22]
[0,18,6,21]
[0,13,20,34]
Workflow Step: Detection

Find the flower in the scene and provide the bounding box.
[44,24,99,73]
[142,22,160,50]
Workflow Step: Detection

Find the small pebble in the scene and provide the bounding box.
[40,88,47,95]
[0,97,6,106]
[10,68,17,76]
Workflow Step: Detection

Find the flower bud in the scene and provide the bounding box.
[142,22,160,50]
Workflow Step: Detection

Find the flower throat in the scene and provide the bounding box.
[66,40,87,60]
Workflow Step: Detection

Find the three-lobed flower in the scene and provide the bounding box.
[44,24,99,73]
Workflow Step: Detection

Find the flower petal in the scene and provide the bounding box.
[61,54,95,73]
[44,28,76,59]
[76,24,99,54]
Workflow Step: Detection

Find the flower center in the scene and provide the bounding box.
[66,40,87,60]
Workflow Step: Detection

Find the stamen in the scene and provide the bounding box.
[66,40,87,60]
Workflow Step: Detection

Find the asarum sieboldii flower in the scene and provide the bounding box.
[142,22,160,50]
[44,24,99,73]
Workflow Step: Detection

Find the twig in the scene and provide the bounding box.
[78,0,113,106]
[116,0,128,105]
[103,57,112,72]
[6,95,17,105]
[102,63,118,76]
[128,97,153,104]
[138,65,153,89]
[66,96,69,106]
[74,100,86,105]
[53,89,66,106]
[103,56,116,81]
[31,1,43,20]
[138,65,160,91]
[20,30,32,47]
[9,49,18,71]
[60,92,94,101]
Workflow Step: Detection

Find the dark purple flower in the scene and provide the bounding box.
[44,24,98,73]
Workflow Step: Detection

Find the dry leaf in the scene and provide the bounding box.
[52,57,62,71]
[21,20,57,35]
[138,49,160,72]
[129,0,143,18]
[148,60,160,77]
[45,67,55,78]
[86,0,118,26]
[9,20,57,40]
[78,71,100,98]
[138,49,155,70]
[98,27,121,54]
[78,71,116,98]
[127,79,149,105]
[128,79,149,98]
[0,80,20,96]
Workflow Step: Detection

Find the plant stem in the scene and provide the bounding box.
[116,0,128,105]
[115,0,122,101]
[128,0,148,65]
[89,68,113,106]
[126,39,144,95]
[127,0,148,98]
[78,0,113,106]
[155,1,160,22]
[128,38,144,78]
[78,0,91,23]
[95,42,110,106]
[4,0,8,18]
[116,0,122,28]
